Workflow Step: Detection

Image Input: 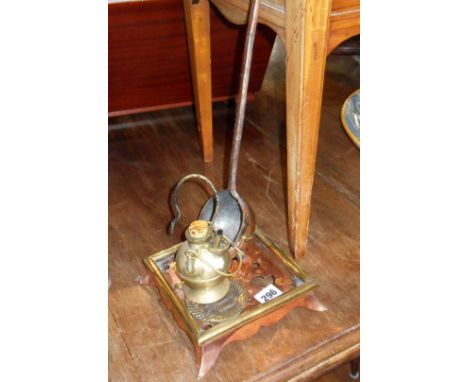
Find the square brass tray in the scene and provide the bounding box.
[143,228,325,377]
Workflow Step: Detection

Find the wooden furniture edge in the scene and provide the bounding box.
[255,326,360,382]
[108,94,256,119]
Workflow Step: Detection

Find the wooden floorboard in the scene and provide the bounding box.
[109,40,359,381]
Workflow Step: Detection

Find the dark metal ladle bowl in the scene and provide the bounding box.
[199,190,242,243]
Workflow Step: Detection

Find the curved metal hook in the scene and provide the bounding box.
[168,174,219,234]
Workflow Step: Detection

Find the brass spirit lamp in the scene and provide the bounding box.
[175,220,243,304]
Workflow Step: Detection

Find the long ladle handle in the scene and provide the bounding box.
[227,0,261,195]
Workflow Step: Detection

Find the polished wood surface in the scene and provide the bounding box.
[108,0,276,116]
[208,0,359,48]
[327,2,360,54]
[108,49,360,381]
[185,0,359,258]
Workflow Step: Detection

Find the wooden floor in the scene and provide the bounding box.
[109,39,360,381]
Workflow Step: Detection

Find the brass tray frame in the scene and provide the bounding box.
[143,228,326,347]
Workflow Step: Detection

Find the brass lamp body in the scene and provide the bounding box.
[175,220,232,304]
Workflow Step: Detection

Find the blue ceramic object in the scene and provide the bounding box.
[341,89,360,148]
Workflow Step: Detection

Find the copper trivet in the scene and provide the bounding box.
[144,229,326,377]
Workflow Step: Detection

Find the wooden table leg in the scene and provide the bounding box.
[183,0,214,163]
[285,0,332,259]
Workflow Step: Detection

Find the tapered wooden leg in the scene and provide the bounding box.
[183,0,214,162]
[285,0,332,259]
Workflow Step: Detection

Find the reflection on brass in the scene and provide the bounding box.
[175,220,243,304]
